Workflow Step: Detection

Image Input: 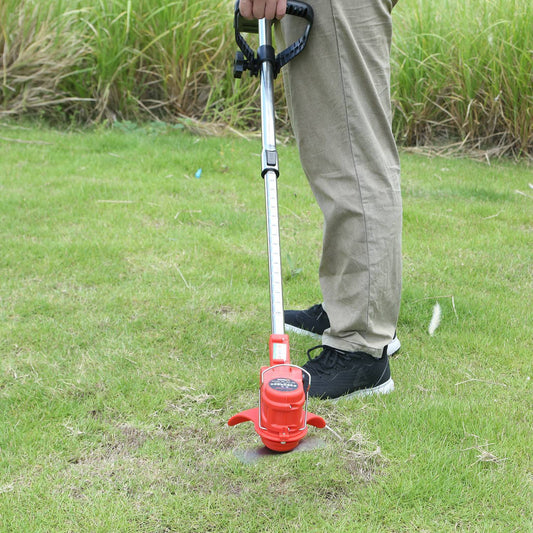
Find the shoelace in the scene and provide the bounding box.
[306,345,352,374]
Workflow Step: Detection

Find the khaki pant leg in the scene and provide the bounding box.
[278,0,402,357]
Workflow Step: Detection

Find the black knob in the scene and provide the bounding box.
[234,51,245,79]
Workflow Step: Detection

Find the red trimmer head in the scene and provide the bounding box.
[228,334,326,452]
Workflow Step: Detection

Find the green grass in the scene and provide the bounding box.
[0,122,532,531]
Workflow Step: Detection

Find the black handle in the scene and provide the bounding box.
[284,0,313,25]
[233,0,314,78]
[275,1,313,72]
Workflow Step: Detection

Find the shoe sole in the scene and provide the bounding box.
[387,337,401,356]
[285,323,323,340]
[285,324,402,357]
[331,378,394,402]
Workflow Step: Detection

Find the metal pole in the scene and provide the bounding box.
[258,19,284,336]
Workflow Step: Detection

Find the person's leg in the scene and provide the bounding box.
[278,0,401,358]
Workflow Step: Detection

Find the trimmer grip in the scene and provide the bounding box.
[233,0,313,77]
[285,0,314,24]
[234,0,313,31]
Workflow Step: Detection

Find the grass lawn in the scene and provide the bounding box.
[0,122,532,531]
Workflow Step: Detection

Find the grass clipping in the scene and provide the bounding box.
[428,302,442,336]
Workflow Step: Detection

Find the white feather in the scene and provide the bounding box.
[428,302,442,336]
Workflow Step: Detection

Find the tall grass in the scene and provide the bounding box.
[0,0,255,123]
[0,0,91,120]
[0,0,531,154]
[392,0,533,155]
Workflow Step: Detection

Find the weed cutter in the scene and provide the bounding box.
[228,1,326,452]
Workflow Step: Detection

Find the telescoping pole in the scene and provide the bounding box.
[227,4,326,453]
[258,19,284,337]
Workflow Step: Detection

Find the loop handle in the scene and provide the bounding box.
[233,0,313,78]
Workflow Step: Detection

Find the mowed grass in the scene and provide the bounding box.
[0,123,532,531]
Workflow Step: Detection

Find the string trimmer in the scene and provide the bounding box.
[228,1,326,452]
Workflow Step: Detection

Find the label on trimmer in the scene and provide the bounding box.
[272,342,288,362]
[269,378,298,392]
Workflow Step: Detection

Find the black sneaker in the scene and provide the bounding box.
[285,303,401,356]
[302,345,394,400]
[284,304,330,338]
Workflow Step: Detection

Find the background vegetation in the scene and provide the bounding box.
[1,0,532,156]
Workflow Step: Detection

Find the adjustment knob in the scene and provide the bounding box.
[233,51,245,79]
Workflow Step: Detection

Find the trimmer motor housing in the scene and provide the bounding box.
[228,335,326,452]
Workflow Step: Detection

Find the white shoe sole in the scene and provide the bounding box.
[387,336,401,356]
[285,323,322,340]
[285,324,401,356]
[331,378,395,402]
